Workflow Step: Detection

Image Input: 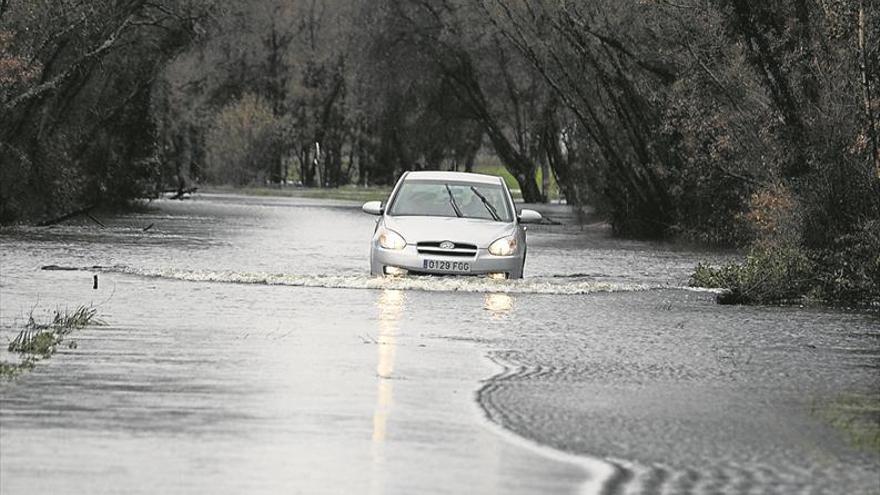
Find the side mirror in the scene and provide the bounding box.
[362,201,384,215]
[518,209,542,224]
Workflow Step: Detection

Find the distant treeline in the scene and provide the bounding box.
[2,1,879,250]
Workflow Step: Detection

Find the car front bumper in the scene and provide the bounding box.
[371,244,523,278]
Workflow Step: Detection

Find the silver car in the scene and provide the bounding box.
[362,171,542,279]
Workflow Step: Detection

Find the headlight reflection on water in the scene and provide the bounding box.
[483,293,514,319]
[370,290,405,493]
[372,289,404,444]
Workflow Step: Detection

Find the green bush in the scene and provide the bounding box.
[691,245,814,305]
[691,222,880,307]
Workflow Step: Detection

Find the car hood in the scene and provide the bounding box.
[384,216,515,247]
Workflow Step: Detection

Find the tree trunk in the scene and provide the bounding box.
[542,121,580,205]
[299,146,315,186]
[541,160,550,201]
[724,0,810,177]
[481,123,542,202]
[858,0,880,177]
[514,170,543,204]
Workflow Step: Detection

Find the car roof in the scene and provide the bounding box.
[403,171,504,185]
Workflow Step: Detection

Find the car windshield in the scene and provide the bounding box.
[388,180,513,222]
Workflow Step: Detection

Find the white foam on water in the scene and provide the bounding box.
[679,285,728,295]
[98,266,659,295]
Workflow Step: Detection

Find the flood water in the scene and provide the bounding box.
[1,193,878,494]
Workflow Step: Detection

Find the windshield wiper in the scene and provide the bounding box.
[469,186,501,221]
[445,184,463,218]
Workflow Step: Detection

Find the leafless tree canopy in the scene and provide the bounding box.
[1,0,878,252]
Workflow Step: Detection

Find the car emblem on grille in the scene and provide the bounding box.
[439,241,455,250]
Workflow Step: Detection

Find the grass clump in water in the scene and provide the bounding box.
[0,359,35,379]
[1,305,101,379]
[818,394,880,453]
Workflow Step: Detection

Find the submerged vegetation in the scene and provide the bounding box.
[817,394,880,453]
[1,305,101,379]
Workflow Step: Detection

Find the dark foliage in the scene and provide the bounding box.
[0,1,209,224]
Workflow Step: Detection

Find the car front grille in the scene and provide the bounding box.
[416,241,478,258]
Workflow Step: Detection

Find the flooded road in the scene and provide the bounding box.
[1,194,878,494]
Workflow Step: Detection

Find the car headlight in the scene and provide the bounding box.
[377,228,406,250]
[488,235,517,256]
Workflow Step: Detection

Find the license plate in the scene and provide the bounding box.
[423,259,471,272]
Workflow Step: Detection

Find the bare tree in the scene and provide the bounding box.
[858,0,880,177]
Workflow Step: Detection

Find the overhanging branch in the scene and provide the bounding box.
[2,10,141,112]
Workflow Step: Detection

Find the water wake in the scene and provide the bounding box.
[477,351,790,495]
[73,265,662,295]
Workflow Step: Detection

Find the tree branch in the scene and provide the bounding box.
[858,0,880,176]
[2,9,141,111]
